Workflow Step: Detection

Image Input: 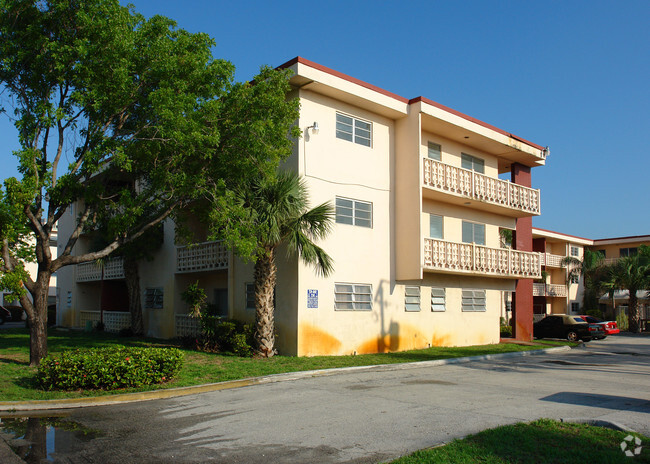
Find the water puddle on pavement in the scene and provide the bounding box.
[0,415,101,463]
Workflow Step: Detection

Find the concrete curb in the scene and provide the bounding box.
[0,345,571,412]
[560,418,638,433]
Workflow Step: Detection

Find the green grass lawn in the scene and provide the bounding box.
[389,419,650,463]
[0,328,572,402]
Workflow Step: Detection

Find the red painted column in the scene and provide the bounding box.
[511,163,533,341]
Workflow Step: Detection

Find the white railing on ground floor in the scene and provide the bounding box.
[79,310,131,332]
[175,313,201,337]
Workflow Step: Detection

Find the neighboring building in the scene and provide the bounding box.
[1,227,58,316]
[590,235,650,323]
[501,230,649,327]
[57,56,549,354]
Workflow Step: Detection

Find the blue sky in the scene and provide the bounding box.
[1,0,648,239]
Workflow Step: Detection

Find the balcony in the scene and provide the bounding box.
[541,253,565,268]
[422,159,540,217]
[176,240,229,273]
[533,283,568,297]
[76,257,125,282]
[423,238,541,279]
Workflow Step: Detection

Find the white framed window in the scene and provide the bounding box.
[427,142,441,161]
[405,286,420,312]
[462,289,486,312]
[431,288,446,312]
[429,214,443,239]
[570,273,579,284]
[245,283,255,310]
[461,153,485,174]
[336,197,372,228]
[335,283,372,311]
[462,221,485,245]
[336,113,372,147]
[570,246,579,257]
[144,288,163,309]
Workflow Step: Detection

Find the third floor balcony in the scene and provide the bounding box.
[422,158,540,217]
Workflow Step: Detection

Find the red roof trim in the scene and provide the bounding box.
[279,57,409,103]
[278,57,545,152]
[592,235,650,243]
[412,97,545,151]
[532,227,592,242]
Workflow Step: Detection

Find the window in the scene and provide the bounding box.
[212,288,228,317]
[336,113,371,147]
[405,286,420,312]
[245,283,255,310]
[429,214,443,239]
[462,221,485,245]
[570,246,579,257]
[596,249,606,257]
[336,197,372,228]
[427,142,441,161]
[462,289,486,312]
[144,288,163,309]
[335,283,372,311]
[431,288,446,312]
[620,247,638,257]
[570,274,579,284]
[461,153,485,174]
[571,302,580,313]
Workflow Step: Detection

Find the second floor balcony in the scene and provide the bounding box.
[423,238,541,279]
[423,158,540,217]
[533,283,568,297]
[176,240,229,273]
[541,253,566,268]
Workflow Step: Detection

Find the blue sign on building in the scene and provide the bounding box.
[307,289,318,308]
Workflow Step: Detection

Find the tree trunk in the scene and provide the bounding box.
[628,292,641,333]
[254,248,277,357]
[25,273,51,367]
[123,256,144,335]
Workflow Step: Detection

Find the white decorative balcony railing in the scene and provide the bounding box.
[424,238,541,279]
[533,283,568,297]
[176,240,229,273]
[423,159,541,215]
[76,257,125,282]
[541,253,565,268]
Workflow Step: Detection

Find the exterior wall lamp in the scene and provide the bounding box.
[306,122,319,135]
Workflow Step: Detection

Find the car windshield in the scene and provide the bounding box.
[585,316,601,323]
[572,317,585,323]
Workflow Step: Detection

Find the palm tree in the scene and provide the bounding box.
[602,251,650,333]
[562,249,606,314]
[244,171,334,357]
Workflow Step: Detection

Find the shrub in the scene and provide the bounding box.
[38,346,184,391]
[500,325,512,337]
[198,317,254,357]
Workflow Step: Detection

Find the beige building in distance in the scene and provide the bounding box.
[56,57,549,354]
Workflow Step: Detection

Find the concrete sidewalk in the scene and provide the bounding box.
[0,345,571,412]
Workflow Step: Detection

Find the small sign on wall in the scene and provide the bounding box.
[307,289,318,308]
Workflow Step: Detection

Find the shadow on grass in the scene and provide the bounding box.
[399,420,650,464]
[0,357,29,367]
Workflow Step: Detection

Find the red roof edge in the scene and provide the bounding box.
[278,57,545,152]
[592,234,650,243]
[532,227,593,242]
[278,56,409,103]
[411,97,545,152]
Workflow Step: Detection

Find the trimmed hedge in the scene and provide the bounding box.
[38,346,184,391]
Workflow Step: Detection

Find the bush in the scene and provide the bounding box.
[198,317,254,357]
[500,325,512,337]
[37,346,184,391]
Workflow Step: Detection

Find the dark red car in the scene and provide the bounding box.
[578,315,619,338]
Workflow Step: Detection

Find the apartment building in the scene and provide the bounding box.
[56,57,548,355]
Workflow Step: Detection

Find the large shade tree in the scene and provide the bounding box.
[234,171,334,357]
[0,0,299,365]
